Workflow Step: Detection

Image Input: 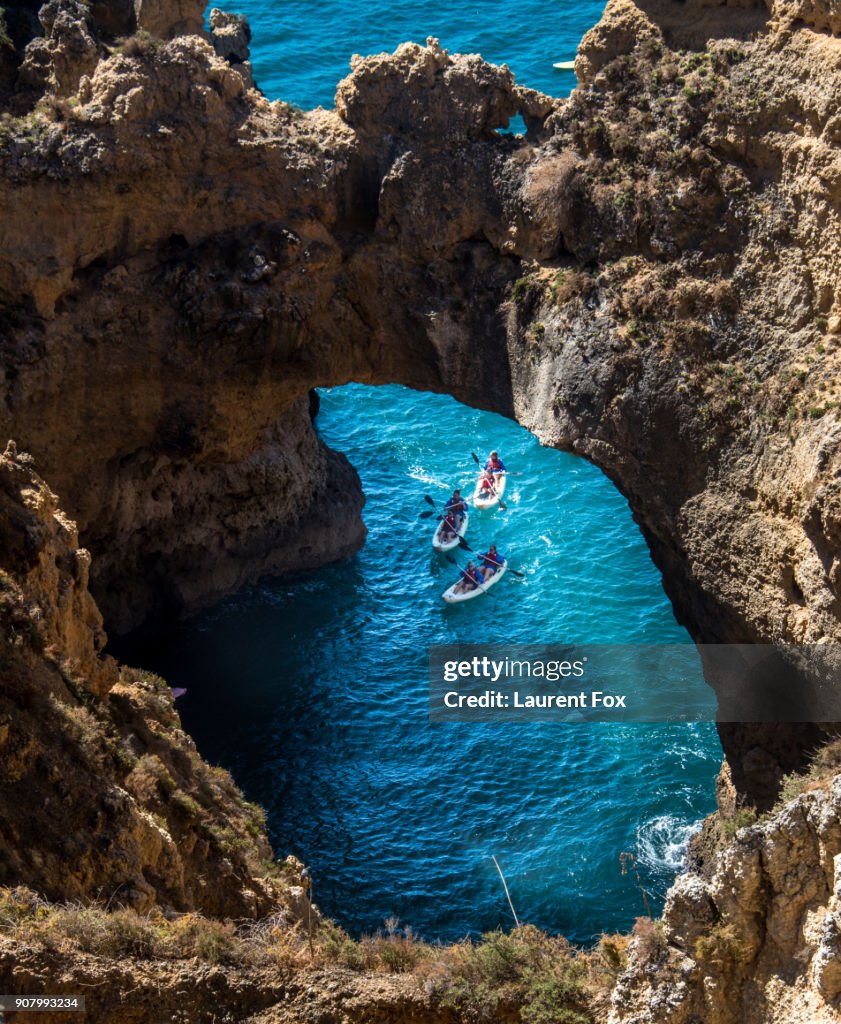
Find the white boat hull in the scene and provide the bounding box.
[442,560,508,603]
[432,511,469,553]
[473,471,507,510]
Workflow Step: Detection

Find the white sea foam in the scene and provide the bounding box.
[636,815,702,873]
[407,468,447,488]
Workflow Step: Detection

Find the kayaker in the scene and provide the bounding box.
[444,488,467,526]
[479,468,496,497]
[485,450,506,477]
[440,509,459,541]
[479,544,504,578]
[453,560,484,594]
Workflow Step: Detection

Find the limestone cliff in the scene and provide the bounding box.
[2,0,841,796]
[0,445,311,921]
[611,762,841,1024]
[2,0,841,1020]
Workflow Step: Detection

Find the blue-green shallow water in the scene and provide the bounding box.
[129,385,720,943]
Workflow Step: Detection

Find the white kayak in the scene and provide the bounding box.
[553,59,576,69]
[442,559,508,603]
[432,511,469,553]
[473,471,507,510]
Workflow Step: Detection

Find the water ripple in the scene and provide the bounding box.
[137,384,718,944]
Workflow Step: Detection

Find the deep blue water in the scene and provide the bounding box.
[132,3,722,943]
[140,386,720,943]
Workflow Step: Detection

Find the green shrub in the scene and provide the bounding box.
[694,922,752,966]
[171,790,201,818]
[117,30,160,59]
[127,753,176,801]
[0,890,243,966]
[596,933,629,976]
[205,822,250,857]
[720,808,757,835]
[631,917,665,960]
[521,963,590,1024]
[46,906,160,959]
[0,887,48,929]
[435,926,591,1022]
[167,913,238,964]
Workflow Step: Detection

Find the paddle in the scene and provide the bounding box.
[445,553,493,596]
[422,495,470,549]
[436,516,473,552]
[425,493,467,516]
[471,452,507,510]
[482,554,525,578]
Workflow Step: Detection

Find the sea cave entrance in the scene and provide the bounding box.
[114,383,719,943]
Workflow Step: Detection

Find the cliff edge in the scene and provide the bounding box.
[1,0,841,1019]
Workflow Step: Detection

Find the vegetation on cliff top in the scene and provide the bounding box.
[0,886,627,1022]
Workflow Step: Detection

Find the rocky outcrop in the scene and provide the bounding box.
[4,0,841,1019]
[133,0,205,40]
[611,773,841,1024]
[87,396,366,634]
[0,440,114,695]
[15,0,100,100]
[1,0,841,801]
[208,6,252,87]
[0,942,446,1024]
[0,446,310,921]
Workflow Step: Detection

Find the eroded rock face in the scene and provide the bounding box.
[2,0,841,804]
[133,0,205,39]
[16,0,100,100]
[0,441,114,695]
[87,397,366,634]
[612,777,841,1024]
[208,7,250,65]
[0,448,311,920]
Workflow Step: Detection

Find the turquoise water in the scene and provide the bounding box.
[132,385,720,943]
[232,0,602,109]
[126,3,721,942]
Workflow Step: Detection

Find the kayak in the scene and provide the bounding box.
[442,559,508,603]
[553,59,575,69]
[473,471,507,510]
[432,511,469,553]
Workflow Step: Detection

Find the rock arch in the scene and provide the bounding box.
[2,4,841,803]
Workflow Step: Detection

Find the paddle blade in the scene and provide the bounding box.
[458,538,472,552]
[445,553,458,565]
[419,510,435,519]
[424,494,437,507]
[498,500,507,511]
[471,451,481,465]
